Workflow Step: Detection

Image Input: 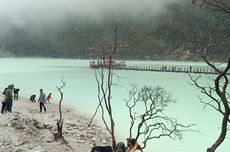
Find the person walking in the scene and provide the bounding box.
[38,89,46,112]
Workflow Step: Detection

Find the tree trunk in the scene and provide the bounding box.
[54,119,64,139]
[207,111,230,152]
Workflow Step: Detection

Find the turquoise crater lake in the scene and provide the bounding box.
[0,58,229,152]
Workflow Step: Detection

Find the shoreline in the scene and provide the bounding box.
[0,96,111,152]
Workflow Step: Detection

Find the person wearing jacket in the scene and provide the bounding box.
[38,89,46,112]
[4,84,14,113]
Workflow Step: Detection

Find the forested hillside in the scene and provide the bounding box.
[0,1,229,61]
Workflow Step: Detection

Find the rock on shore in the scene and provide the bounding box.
[0,97,111,152]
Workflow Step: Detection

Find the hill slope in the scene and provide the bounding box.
[0,1,229,61]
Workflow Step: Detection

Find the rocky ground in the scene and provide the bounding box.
[0,96,111,152]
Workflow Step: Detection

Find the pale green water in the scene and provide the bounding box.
[0,58,229,152]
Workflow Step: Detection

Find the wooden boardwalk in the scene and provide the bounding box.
[119,65,230,75]
[89,61,229,75]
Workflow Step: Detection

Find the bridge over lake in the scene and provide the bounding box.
[89,60,229,75]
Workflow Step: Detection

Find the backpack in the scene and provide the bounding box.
[90,146,113,152]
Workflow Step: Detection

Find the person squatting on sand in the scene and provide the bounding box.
[30,94,36,102]
[38,89,46,112]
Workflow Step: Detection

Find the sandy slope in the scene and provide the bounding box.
[0,96,111,152]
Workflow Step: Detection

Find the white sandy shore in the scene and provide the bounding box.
[0,96,111,152]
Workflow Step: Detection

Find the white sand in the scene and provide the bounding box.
[0,96,111,152]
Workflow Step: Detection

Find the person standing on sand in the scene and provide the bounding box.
[1,88,7,114]
[46,93,52,104]
[13,88,20,100]
[4,84,14,113]
[1,97,6,114]
[38,89,46,112]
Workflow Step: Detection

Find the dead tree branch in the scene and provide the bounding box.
[193,0,230,14]
[89,25,118,152]
[89,69,112,135]
[125,85,194,149]
[188,57,230,152]
[54,77,66,140]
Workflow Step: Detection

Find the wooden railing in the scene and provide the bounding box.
[89,61,229,75]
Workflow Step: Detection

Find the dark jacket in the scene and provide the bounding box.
[5,86,13,100]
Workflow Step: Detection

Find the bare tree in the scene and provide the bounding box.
[188,56,230,152]
[192,0,230,14]
[125,85,194,149]
[89,25,118,151]
[54,77,66,140]
[189,1,230,151]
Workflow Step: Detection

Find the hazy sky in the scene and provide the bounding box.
[0,0,179,25]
